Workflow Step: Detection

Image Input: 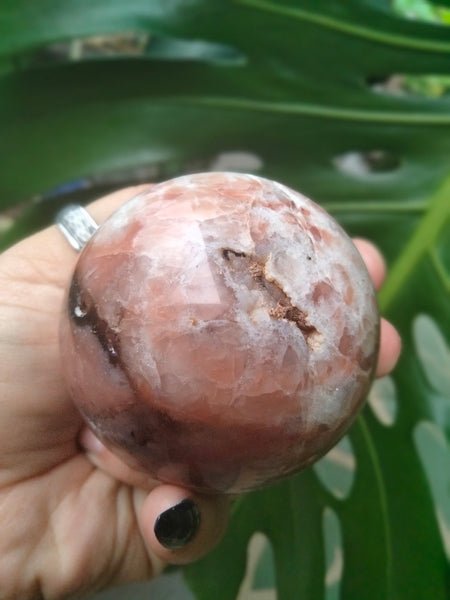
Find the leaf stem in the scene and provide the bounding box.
[378,174,450,312]
[182,97,450,125]
[429,248,450,295]
[325,200,426,214]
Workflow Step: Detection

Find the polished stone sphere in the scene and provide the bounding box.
[60,172,379,493]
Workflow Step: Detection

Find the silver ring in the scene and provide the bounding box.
[56,204,99,252]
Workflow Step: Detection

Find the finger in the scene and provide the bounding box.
[139,484,230,565]
[79,426,159,491]
[353,238,386,290]
[80,427,231,564]
[352,239,402,376]
[377,318,402,378]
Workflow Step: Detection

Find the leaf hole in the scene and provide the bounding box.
[251,534,276,593]
[332,150,401,177]
[209,151,264,172]
[392,0,450,26]
[145,34,246,66]
[314,435,356,500]
[413,314,450,398]
[17,31,245,68]
[367,375,398,427]
[323,507,343,599]
[367,74,450,99]
[413,420,450,561]
[236,532,276,599]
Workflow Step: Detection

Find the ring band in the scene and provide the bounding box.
[56,204,99,252]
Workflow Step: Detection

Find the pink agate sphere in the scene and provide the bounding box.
[60,172,379,494]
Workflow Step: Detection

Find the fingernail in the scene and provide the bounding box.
[79,427,105,455]
[154,499,201,550]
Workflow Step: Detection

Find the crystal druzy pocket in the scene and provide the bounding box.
[60,172,379,494]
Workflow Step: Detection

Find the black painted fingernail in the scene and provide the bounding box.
[154,499,201,550]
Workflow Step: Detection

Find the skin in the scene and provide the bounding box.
[0,186,401,600]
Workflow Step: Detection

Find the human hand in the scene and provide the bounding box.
[0,186,401,600]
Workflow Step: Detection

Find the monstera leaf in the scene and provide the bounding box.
[1,1,449,598]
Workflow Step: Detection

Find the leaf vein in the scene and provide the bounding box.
[357,415,393,596]
[236,0,450,53]
[180,96,450,125]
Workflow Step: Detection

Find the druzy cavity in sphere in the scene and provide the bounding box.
[60,172,379,494]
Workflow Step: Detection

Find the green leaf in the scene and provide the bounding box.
[1,1,449,598]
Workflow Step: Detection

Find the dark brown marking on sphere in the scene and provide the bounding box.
[68,275,90,325]
[221,248,247,261]
[86,398,334,493]
[68,273,122,368]
[273,304,318,338]
[220,249,319,344]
